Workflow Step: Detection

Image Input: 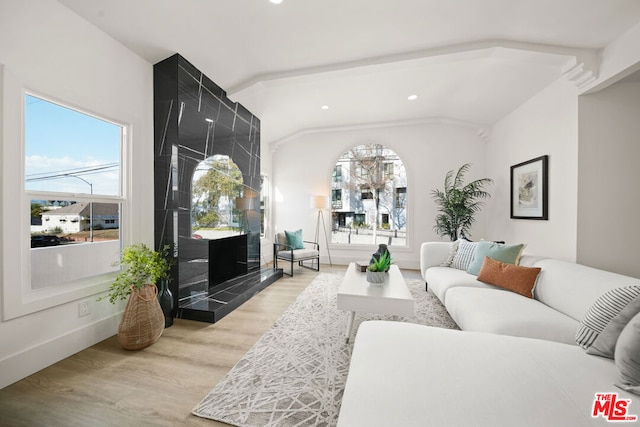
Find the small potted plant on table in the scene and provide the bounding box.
[366,249,391,285]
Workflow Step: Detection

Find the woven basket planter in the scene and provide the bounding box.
[118,283,165,350]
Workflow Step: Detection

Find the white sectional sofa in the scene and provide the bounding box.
[338,241,640,426]
[420,241,639,345]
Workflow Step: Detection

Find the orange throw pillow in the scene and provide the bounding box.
[476,256,542,298]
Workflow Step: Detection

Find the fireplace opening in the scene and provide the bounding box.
[209,234,248,289]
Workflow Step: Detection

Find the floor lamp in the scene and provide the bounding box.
[312,195,332,266]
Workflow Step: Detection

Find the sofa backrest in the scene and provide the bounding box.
[531,258,640,322]
[420,242,452,279]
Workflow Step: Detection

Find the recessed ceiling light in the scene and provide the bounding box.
[270,0,283,4]
[408,94,418,101]
[321,105,330,110]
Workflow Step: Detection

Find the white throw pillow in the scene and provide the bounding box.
[440,240,460,267]
[450,240,478,271]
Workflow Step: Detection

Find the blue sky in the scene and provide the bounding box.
[24,94,121,196]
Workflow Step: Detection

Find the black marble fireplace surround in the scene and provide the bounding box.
[153,54,282,324]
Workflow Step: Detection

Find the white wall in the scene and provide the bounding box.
[260,139,274,264]
[577,82,640,277]
[485,78,579,260]
[271,122,488,270]
[0,0,153,388]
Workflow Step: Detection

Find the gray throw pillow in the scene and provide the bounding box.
[588,295,640,359]
[614,311,640,396]
[576,286,640,350]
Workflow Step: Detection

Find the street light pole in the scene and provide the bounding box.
[65,175,93,242]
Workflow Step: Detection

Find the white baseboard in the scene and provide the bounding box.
[321,256,419,271]
[0,314,120,390]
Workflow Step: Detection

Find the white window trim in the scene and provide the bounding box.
[1,87,129,320]
[330,144,409,249]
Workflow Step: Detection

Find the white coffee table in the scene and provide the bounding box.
[337,263,415,342]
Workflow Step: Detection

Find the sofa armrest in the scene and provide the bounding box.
[303,240,320,251]
[274,242,292,253]
[420,242,452,280]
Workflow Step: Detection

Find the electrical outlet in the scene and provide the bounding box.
[78,301,90,317]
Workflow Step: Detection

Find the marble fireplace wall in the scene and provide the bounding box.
[153,54,261,306]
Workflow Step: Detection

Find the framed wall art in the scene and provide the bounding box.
[510,155,548,220]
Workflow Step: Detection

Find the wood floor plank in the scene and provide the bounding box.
[0,265,344,427]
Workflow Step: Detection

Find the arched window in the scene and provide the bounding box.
[331,144,407,246]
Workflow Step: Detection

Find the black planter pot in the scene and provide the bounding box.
[157,278,174,328]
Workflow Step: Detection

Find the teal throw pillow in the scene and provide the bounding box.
[466,241,524,276]
[285,229,305,250]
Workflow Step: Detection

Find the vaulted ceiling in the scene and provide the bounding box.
[57,0,640,148]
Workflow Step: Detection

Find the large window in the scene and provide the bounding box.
[25,94,123,289]
[331,144,407,246]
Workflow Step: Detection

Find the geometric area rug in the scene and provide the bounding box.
[192,272,459,426]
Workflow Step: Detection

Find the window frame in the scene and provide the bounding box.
[330,143,408,249]
[2,90,129,320]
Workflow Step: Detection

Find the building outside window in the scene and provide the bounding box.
[333,165,342,183]
[395,187,407,208]
[383,162,394,178]
[331,189,342,209]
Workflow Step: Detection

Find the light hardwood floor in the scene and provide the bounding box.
[0,265,348,427]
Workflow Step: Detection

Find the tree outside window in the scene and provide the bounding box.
[191,155,244,235]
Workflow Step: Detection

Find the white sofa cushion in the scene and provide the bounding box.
[424,266,499,303]
[277,248,319,261]
[339,321,632,427]
[445,287,580,344]
[533,259,640,322]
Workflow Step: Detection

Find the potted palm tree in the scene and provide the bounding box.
[100,243,171,350]
[431,163,493,241]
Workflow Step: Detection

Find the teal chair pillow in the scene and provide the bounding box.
[285,229,305,250]
[466,241,524,276]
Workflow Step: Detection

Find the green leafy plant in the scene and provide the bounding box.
[99,244,172,304]
[431,163,493,241]
[368,250,391,272]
